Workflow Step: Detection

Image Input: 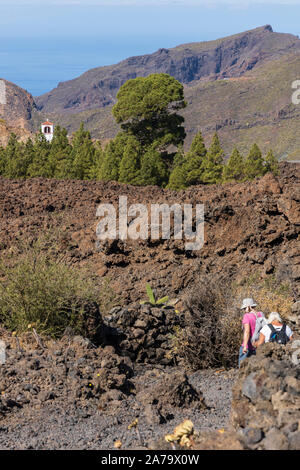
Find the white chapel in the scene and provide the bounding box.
[41,120,54,142]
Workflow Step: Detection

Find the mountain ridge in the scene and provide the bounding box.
[35,25,300,115]
[2,25,300,159]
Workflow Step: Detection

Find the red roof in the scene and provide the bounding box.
[42,121,53,125]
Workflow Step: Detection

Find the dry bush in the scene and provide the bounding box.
[233,276,294,321]
[173,276,241,370]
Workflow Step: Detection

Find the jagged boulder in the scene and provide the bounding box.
[104,304,185,365]
[134,370,206,425]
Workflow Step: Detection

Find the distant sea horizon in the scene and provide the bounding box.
[0,34,212,97]
[1,2,300,97]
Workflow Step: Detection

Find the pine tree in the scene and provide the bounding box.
[183,131,207,186]
[119,136,142,185]
[140,145,168,186]
[3,133,28,178]
[244,143,266,180]
[27,132,51,177]
[70,123,96,179]
[48,125,72,178]
[201,132,225,184]
[167,145,187,190]
[113,73,186,152]
[223,147,244,182]
[98,133,128,182]
[90,141,104,180]
[2,133,18,177]
[264,149,279,176]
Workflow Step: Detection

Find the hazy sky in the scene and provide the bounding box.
[0,0,300,94]
[2,0,300,4]
[1,0,299,38]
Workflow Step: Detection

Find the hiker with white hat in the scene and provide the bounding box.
[255,312,293,346]
[239,298,265,367]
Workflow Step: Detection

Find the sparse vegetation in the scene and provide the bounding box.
[234,275,294,321]
[140,283,169,307]
[0,237,101,339]
[170,277,241,370]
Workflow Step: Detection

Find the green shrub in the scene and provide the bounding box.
[0,243,101,339]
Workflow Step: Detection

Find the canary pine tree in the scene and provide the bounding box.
[70,123,95,179]
[244,143,266,180]
[98,133,129,182]
[264,149,279,176]
[118,136,142,185]
[223,147,244,182]
[183,131,207,186]
[167,145,187,190]
[140,144,168,186]
[48,125,72,178]
[27,132,51,178]
[201,132,225,184]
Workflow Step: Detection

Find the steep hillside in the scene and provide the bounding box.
[0,79,35,145]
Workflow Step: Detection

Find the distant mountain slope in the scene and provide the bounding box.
[35,25,300,115]
[35,46,300,160]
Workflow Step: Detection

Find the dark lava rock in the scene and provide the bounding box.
[231,341,300,450]
[104,305,184,365]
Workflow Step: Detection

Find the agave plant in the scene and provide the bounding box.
[140,283,169,307]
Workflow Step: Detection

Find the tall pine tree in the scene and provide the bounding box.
[167,145,187,190]
[201,132,225,184]
[119,136,142,185]
[244,143,266,180]
[223,147,244,182]
[264,149,279,176]
[183,131,207,186]
[98,133,129,182]
[70,123,96,180]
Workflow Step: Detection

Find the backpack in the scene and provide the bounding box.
[251,312,267,343]
[268,324,290,345]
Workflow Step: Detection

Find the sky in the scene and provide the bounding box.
[0,0,300,95]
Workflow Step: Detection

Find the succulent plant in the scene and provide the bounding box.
[140,283,169,307]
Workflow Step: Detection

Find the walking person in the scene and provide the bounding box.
[239,298,264,367]
[254,312,293,347]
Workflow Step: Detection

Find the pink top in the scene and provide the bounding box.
[242,311,263,350]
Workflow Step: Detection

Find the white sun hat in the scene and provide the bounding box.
[240,298,257,309]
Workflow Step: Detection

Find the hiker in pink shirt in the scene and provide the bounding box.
[239,298,263,367]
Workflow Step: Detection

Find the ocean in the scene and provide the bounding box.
[0,33,204,98]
